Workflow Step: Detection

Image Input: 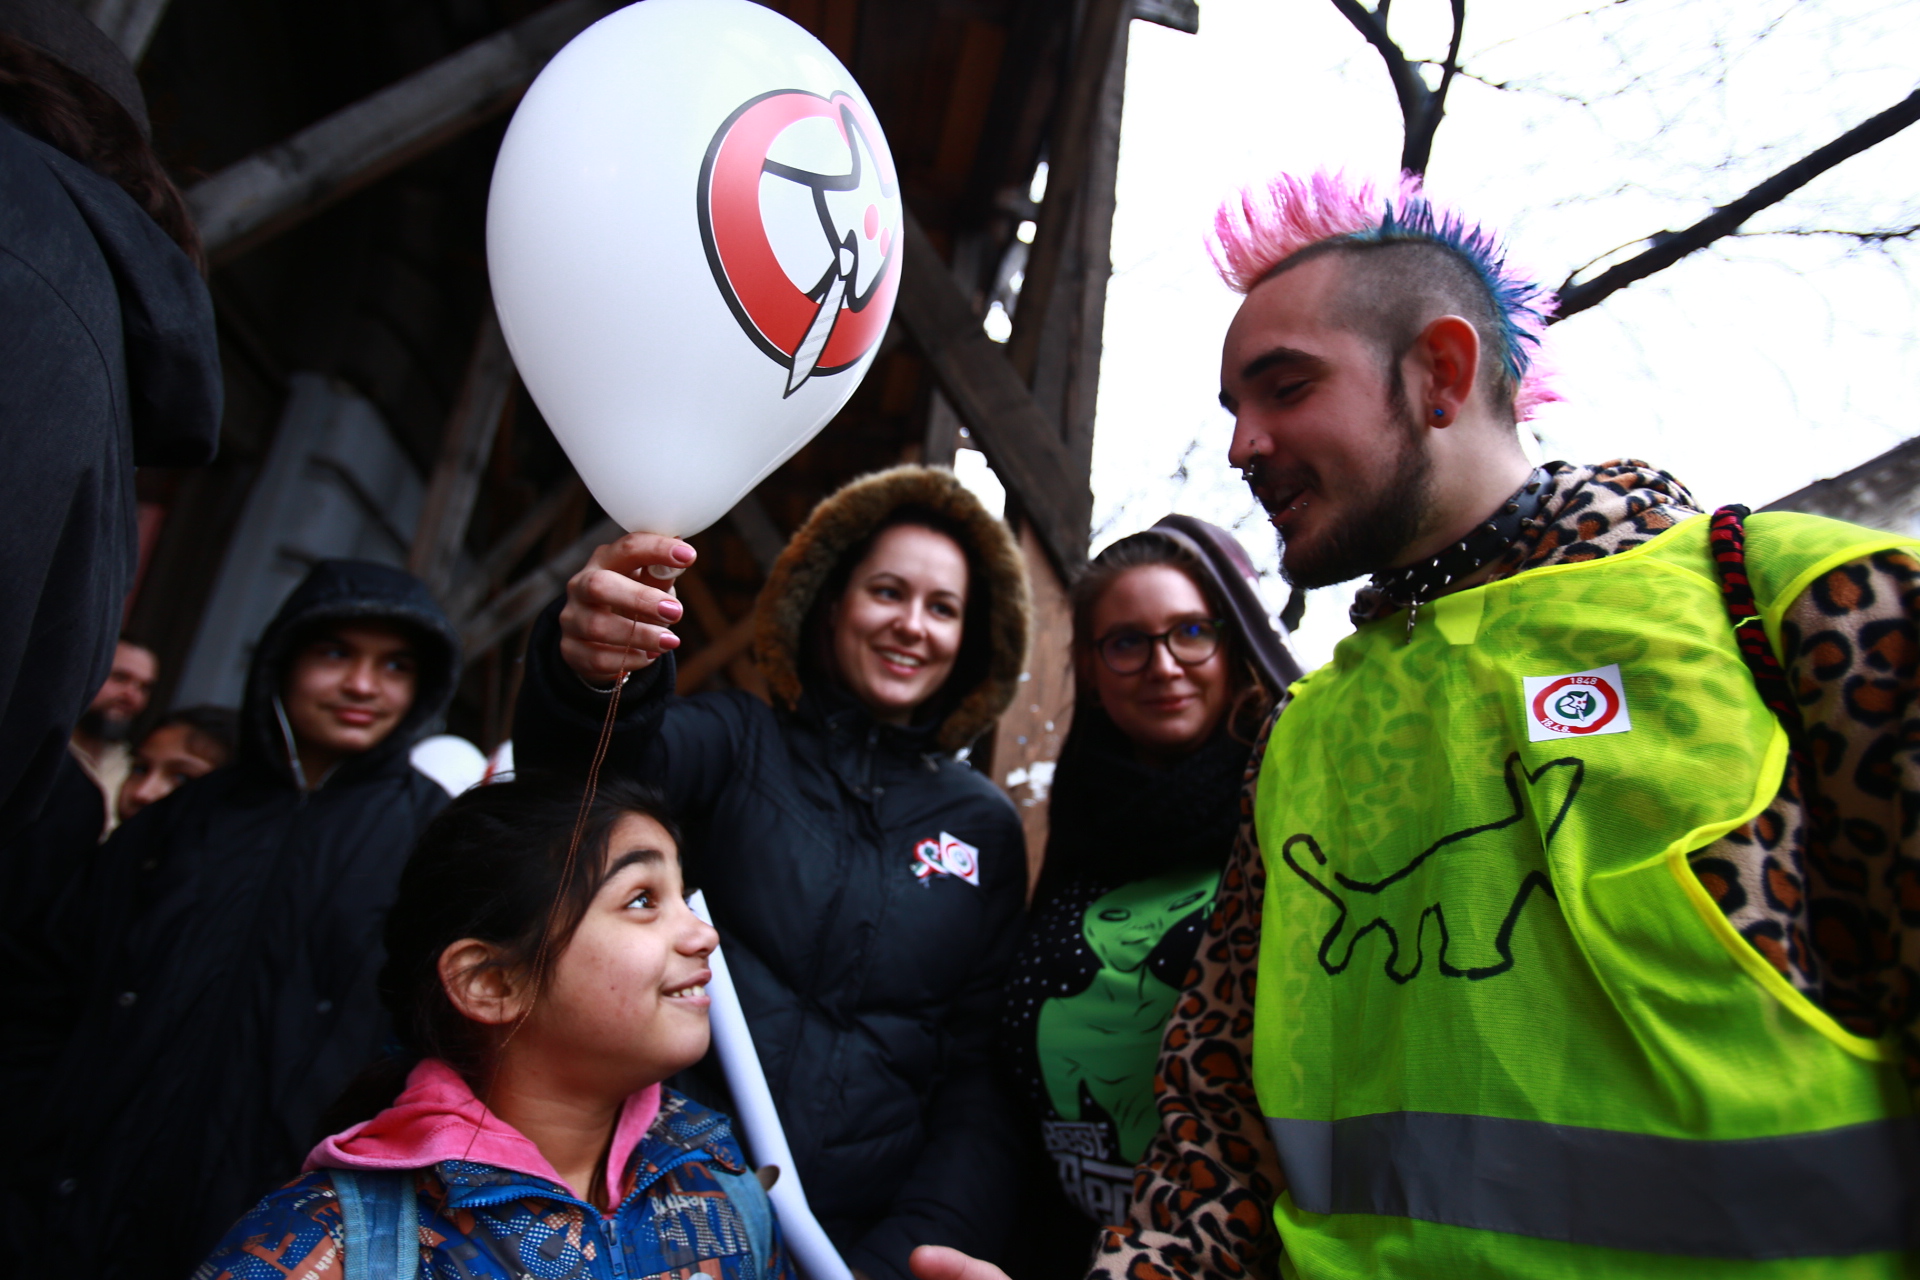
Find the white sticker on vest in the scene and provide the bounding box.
[912,832,981,886]
[1522,664,1632,741]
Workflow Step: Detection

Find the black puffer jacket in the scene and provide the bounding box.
[0,113,219,849]
[515,467,1031,1280]
[26,561,459,1280]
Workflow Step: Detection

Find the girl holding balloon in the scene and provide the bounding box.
[512,466,1030,1280]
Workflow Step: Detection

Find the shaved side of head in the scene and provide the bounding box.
[1265,237,1520,425]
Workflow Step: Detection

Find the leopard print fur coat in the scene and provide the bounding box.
[1087,460,1920,1280]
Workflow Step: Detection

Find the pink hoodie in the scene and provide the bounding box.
[305,1059,662,1209]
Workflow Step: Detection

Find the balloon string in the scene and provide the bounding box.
[502,612,643,1055]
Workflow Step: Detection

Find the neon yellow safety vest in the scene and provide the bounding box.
[1251,511,1919,1278]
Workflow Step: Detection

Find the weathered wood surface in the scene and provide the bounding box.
[187,0,625,262]
[1132,0,1199,33]
[446,478,585,622]
[1762,434,1920,537]
[410,311,515,599]
[1004,0,1130,382]
[725,494,786,577]
[672,570,766,697]
[457,491,789,658]
[987,522,1076,898]
[460,515,621,656]
[898,212,1086,575]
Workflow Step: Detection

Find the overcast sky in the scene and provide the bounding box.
[1084,0,1920,669]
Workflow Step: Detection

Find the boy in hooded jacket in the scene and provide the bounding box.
[18,559,462,1280]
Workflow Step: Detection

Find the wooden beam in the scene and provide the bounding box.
[187,0,626,263]
[987,522,1076,898]
[445,477,586,622]
[1072,10,1128,470]
[922,390,962,468]
[81,0,171,62]
[725,494,786,576]
[673,613,757,695]
[898,212,1087,575]
[410,310,514,599]
[673,570,767,697]
[1762,435,1920,536]
[1004,0,1130,381]
[1132,0,1198,34]
[460,515,621,657]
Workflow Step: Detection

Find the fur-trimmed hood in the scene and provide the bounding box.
[754,466,1030,752]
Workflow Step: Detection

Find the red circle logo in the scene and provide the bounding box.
[697,89,901,397]
[1529,675,1620,735]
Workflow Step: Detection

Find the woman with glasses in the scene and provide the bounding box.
[998,516,1301,1272]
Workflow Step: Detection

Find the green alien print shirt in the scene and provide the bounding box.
[1002,864,1221,1224]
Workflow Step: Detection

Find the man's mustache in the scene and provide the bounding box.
[1243,458,1314,515]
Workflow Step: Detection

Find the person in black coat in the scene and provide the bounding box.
[20,560,461,1280]
[0,0,219,848]
[514,466,1032,1280]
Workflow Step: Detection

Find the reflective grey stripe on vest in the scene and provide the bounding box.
[1266,1111,1920,1259]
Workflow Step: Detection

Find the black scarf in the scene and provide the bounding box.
[1039,705,1251,891]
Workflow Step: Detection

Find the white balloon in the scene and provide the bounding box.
[409,734,489,797]
[487,0,903,539]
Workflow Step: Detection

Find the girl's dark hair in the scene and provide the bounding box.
[805,503,993,724]
[147,704,239,765]
[0,32,204,269]
[377,772,682,1087]
[1069,531,1273,738]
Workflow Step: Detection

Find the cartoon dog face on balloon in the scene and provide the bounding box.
[700,90,903,397]
[487,0,907,539]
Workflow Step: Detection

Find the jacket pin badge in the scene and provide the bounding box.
[1522,663,1631,742]
[913,832,980,886]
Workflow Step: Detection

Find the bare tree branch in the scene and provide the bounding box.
[1553,84,1920,322]
[1438,64,1591,106]
[1328,0,1467,175]
[1731,223,1920,245]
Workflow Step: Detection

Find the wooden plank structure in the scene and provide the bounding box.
[121,0,1193,884]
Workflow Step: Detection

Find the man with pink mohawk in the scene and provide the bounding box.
[912,172,1917,1279]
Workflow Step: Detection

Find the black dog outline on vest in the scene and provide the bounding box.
[1281,752,1583,983]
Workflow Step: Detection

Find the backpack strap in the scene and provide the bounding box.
[711,1165,774,1280]
[331,1170,420,1280]
[1708,505,1809,753]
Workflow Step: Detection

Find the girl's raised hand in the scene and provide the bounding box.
[558,533,697,685]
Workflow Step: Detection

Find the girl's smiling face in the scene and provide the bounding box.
[514,814,718,1094]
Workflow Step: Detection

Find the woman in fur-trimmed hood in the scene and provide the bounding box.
[513,466,1032,1280]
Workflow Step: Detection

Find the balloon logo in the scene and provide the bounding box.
[485,0,903,539]
[699,90,901,397]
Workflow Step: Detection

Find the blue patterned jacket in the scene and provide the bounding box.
[193,1091,795,1280]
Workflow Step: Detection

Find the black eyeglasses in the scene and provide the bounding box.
[1096,619,1225,675]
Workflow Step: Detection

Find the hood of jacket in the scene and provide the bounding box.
[0,118,220,469]
[306,1058,662,1208]
[753,465,1031,752]
[1149,513,1304,693]
[241,559,461,788]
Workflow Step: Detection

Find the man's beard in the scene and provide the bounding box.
[76,706,135,744]
[1266,410,1433,591]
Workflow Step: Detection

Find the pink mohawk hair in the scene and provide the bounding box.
[1208,169,1562,421]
